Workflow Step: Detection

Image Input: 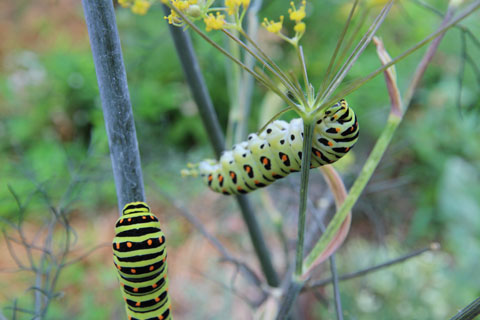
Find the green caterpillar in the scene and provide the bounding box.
[113,202,172,320]
[197,99,359,195]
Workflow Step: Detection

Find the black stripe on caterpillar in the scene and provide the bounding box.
[113,202,172,320]
[197,99,359,195]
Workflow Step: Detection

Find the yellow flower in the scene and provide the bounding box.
[294,22,305,33]
[204,12,226,31]
[225,0,250,15]
[262,16,284,34]
[131,0,151,15]
[173,0,190,11]
[288,1,306,22]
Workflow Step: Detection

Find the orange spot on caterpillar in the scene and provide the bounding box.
[133,287,138,292]
[163,257,166,262]
[117,265,121,270]
[116,243,120,249]
[149,265,154,271]
[328,141,333,146]
[127,242,132,248]
[345,147,350,152]
[336,128,340,132]
[119,219,123,224]
[350,126,354,132]
[136,301,141,307]
[142,216,147,220]
[128,218,132,222]
[218,175,224,182]
[164,274,167,279]
[147,239,153,245]
[281,154,287,161]
[208,175,213,181]
[245,166,251,173]
[159,237,163,244]
[230,172,236,178]
[158,316,164,320]
[131,268,136,273]
[155,297,160,302]
[254,180,259,184]
[315,151,321,157]
[262,158,269,165]
[120,282,124,287]
[152,283,158,288]
[237,186,243,191]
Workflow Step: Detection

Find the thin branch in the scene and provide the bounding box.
[329,255,343,320]
[319,0,360,95]
[304,244,440,290]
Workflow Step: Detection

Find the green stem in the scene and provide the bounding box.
[223,29,305,106]
[297,45,313,105]
[239,29,306,105]
[226,28,242,147]
[295,118,315,276]
[303,114,401,271]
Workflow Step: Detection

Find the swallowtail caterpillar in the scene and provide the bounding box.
[185,99,359,195]
[113,202,172,320]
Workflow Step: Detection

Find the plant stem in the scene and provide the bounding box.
[82,0,145,212]
[163,10,279,286]
[304,113,401,271]
[450,297,480,320]
[275,117,315,319]
[275,278,305,320]
[329,255,343,320]
[295,118,315,276]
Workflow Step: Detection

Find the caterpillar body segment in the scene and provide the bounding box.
[113,202,172,320]
[199,99,359,195]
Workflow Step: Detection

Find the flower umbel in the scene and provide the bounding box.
[288,1,306,22]
[204,12,226,31]
[262,16,284,34]
[225,0,251,16]
[262,1,307,46]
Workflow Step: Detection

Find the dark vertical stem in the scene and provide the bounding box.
[329,255,343,320]
[450,297,480,320]
[82,0,145,213]
[163,6,279,287]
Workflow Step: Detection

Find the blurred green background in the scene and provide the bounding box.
[0,0,479,319]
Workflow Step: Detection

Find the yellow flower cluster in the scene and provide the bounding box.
[262,0,307,43]
[225,0,251,16]
[204,12,226,31]
[118,0,152,15]
[163,0,203,27]
[262,16,284,34]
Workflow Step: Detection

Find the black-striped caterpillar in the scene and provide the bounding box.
[195,99,359,195]
[113,202,171,320]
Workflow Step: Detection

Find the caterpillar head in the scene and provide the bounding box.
[322,99,349,122]
[122,202,150,215]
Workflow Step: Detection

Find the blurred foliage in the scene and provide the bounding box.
[0,0,479,318]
